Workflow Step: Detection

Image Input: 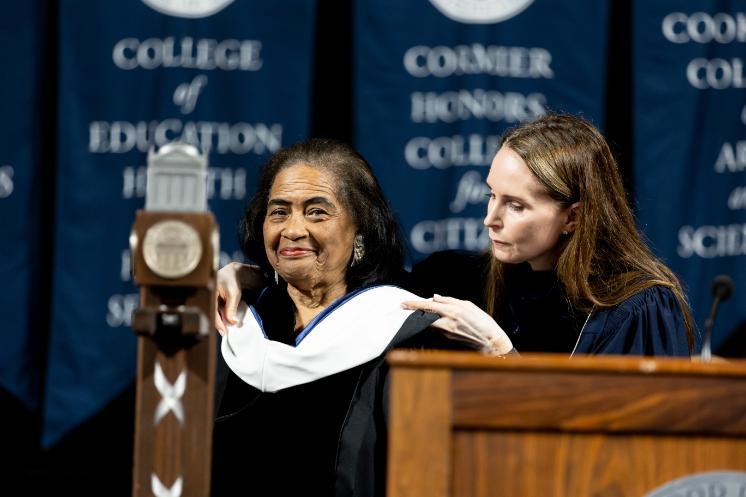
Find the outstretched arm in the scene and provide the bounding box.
[402,294,514,355]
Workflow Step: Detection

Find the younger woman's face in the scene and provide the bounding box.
[483,146,577,270]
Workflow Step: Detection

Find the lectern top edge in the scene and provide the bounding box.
[386,349,746,377]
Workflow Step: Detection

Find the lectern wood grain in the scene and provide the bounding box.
[452,432,746,497]
[451,370,746,435]
[386,351,746,497]
[387,368,452,497]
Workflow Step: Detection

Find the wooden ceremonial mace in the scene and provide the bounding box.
[130,144,218,497]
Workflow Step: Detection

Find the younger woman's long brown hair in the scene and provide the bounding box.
[484,113,695,350]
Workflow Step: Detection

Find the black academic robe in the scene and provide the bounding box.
[211,288,437,497]
[410,251,691,357]
[573,285,690,356]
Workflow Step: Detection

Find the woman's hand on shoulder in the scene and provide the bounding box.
[401,294,513,355]
[215,262,265,336]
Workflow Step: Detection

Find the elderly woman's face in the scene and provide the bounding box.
[263,163,356,291]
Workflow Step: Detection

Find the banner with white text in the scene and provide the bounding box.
[43,0,316,446]
[0,2,50,412]
[354,0,609,261]
[634,2,746,351]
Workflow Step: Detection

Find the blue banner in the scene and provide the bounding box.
[43,0,316,446]
[354,0,609,261]
[634,3,746,351]
[0,2,49,411]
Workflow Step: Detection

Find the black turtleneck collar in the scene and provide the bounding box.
[501,263,587,353]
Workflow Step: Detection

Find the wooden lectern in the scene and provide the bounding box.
[386,351,746,497]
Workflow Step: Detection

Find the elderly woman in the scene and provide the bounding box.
[211,139,438,497]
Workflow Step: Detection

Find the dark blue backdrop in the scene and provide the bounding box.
[354,0,609,261]
[634,1,746,352]
[41,0,316,446]
[2,1,745,456]
[0,2,49,417]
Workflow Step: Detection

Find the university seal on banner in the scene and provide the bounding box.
[141,0,234,18]
[429,0,534,24]
[643,472,746,497]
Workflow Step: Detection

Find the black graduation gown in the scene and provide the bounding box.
[211,289,437,497]
[410,251,691,356]
[574,285,690,356]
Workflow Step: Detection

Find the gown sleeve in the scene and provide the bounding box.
[575,286,691,357]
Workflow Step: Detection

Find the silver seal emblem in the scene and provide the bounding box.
[644,471,746,497]
[142,220,203,279]
[141,0,234,19]
[428,0,534,24]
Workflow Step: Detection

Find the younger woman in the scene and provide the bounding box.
[403,113,693,356]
